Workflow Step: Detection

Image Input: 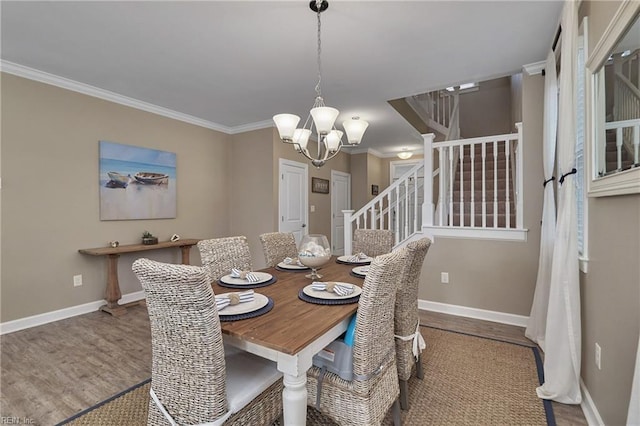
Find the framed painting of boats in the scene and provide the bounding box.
[99,141,176,220]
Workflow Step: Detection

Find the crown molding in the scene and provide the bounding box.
[228,119,274,134]
[0,60,235,133]
[523,60,546,75]
[347,146,385,157]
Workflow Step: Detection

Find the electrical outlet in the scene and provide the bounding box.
[595,343,601,370]
[441,272,449,284]
[73,274,83,287]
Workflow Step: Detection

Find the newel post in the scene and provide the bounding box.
[422,133,435,227]
[515,122,524,229]
[342,210,354,256]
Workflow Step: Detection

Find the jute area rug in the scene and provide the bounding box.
[58,327,554,426]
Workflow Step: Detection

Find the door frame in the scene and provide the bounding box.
[278,158,309,240]
[330,170,351,255]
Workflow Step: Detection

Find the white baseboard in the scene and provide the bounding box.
[580,378,605,426]
[0,291,146,335]
[419,299,529,327]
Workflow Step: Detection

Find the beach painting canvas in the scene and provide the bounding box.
[99,141,176,220]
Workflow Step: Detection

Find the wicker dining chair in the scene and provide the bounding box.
[197,236,253,282]
[306,249,409,426]
[258,232,298,268]
[394,237,432,410]
[352,229,394,257]
[132,258,283,426]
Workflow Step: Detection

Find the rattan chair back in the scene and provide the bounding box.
[306,249,408,426]
[197,236,253,282]
[352,229,394,257]
[132,258,228,425]
[395,237,432,382]
[259,232,298,267]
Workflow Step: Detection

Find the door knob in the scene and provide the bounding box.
[302,224,307,228]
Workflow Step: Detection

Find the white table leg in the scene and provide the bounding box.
[283,373,307,425]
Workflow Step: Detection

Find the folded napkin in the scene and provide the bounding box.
[349,252,369,262]
[230,268,260,282]
[283,257,305,267]
[311,281,355,296]
[215,290,254,311]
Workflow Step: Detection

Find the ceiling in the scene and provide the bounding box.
[0,1,563,157]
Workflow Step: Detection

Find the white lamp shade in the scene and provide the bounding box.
[273,114,300,140]
[325,130,343,152]
[343,118,369,145]
[310,106,339,134]
[293,128,311,150]
[397,151,413,160]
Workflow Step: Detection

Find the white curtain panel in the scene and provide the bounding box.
[536,0,582,404]
[628,337,640,425]
[525,49,558,352]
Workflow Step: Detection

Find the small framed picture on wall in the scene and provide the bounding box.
[312,177,330,194]
[371,185,379,195]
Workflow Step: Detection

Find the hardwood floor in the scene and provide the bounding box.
[0,306,587,425]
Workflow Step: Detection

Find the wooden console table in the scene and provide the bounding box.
[79,239,200,316]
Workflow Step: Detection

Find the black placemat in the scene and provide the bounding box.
[276,265,310,273]
[298,289,360,305]
[218,297,274,322]
[218,276,278,289]
[350,271,366,279]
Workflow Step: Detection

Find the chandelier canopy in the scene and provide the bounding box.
[273,0,368,168]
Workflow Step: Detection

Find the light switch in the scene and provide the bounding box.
[310,205,316,212]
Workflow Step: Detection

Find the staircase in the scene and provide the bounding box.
[343,125,525,254]
[450,142,516,228]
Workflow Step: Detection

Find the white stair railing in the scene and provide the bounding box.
[407,90,460,138]
[344,161,425,251]
[343,124,525,254]
[604,118,640,171]
[434,123,524,229]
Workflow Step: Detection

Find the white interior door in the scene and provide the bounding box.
[331,170,351,255]
[279,159,308,245]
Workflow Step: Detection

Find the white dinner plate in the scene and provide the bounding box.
[302,282,362,300]
[217,292,269,316]
[337,255,373,264]
[219,271,273,285]
[352,266,369,276]
[277,261,310,270]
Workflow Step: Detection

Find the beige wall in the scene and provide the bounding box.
[579,2,640,424]
[418,71,545,316]
[366,154,383,204]
[1,73,232,322]
[350,153,368,211]
[0,74,355,322]
[230,127,275,269]
[581,195,639,425]
[459,77,513,138]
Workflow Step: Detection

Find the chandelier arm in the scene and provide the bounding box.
[323,142,343,162]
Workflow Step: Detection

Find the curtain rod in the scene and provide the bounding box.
[542,26,562,76]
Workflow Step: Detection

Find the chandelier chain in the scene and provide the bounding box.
[315,1,322,99]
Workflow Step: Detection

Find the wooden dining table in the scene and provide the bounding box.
[212,257,363,426]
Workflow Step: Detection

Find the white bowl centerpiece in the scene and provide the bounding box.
[298,234,332,279]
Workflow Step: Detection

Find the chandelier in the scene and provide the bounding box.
[273,0,368,168]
